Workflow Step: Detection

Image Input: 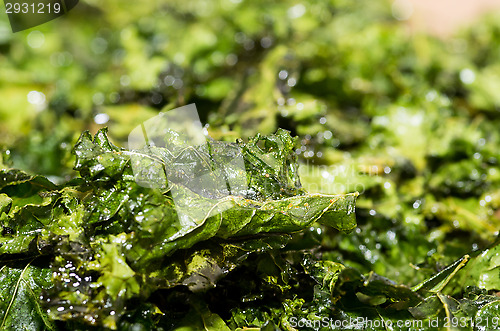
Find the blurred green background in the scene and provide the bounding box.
[1,0,500,286]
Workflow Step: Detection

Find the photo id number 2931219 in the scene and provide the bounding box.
[5,2,61,14]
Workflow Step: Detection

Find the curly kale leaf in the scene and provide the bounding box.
[24,127,356,329]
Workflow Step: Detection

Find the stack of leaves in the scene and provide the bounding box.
[0,128,358,329]
[1,0,500,329]
[1,127,499,330]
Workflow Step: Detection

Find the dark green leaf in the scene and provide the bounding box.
[0,260,54,330]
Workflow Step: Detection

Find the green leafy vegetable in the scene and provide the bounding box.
[0,128,358,329]
[2,0,500,329]
[0,261,54,331]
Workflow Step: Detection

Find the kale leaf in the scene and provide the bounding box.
[0,128,358,329]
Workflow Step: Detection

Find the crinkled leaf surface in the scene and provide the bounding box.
[2,1,500,329]
[0,260,54,331]
[0,128,356,329]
